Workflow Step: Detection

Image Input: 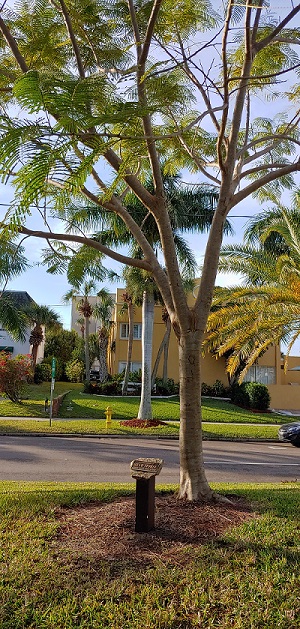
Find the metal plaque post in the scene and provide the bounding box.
[130,458,163,532]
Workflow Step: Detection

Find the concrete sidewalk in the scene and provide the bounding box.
[0,416,282,427]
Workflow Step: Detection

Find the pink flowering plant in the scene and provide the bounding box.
[0,352,33,402]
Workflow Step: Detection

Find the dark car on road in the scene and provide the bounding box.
[278,421,300,447]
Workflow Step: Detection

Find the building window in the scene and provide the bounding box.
[120,323,142,340]
[244,365,276,385]
[118,361,142,373]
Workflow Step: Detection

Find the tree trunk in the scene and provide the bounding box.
[151,317,171,388]
[98,329,109,383]
[122,301,134,396]
[177,331,214,501]
[84,316,90,383]
[30,324,43,369]
[162,317,171,383]
[138,290,154,420]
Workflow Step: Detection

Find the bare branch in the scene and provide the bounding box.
[251,0,264,46]
[239,132,300,164]
[139,0,163,67]
[232,161,300,207]
[127,0,141,57]
[217,0,233,171]
[227,62,300,85]
[0,16,28,72]
[3,224,153,271]
[167,36,222,133]
[239,161,299,179]
[50,0,85,78]
[255,4,300,54]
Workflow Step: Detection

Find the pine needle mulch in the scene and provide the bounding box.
[53,494,255,566]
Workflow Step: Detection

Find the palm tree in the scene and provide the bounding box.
[64,281,96,383]
[25,304,61,368]
[92,288,115,383]
[206,202,300,381]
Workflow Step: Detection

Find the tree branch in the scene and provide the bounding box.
[3,224,153,271]
[0,16,28,72]
[50,0,86,78]
[139,0,163,67]
[239,162,300,179]
[232,161,300,207]
[255,4,300,53]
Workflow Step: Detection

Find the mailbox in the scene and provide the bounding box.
[130,458,163,533]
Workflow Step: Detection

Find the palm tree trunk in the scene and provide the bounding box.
[84,316,90,383]
[30,324,43,369]
[138,290,154,420]
[98,329,109,383]
[162,317,171,383]
[151,318,171,388]
[178,331,214,501]
[122,301,134,396]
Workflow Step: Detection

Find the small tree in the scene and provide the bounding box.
[26,304,61,368]
[0,353,33,402]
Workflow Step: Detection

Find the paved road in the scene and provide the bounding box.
[0,436,299,483]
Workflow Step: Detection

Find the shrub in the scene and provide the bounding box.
[230,383,250,408]
[155,378,179,395]
[42,356,64,381]
[34,362,52,384]
[201,381,230,397]
[128,369,142,382]
[211,379,229,397]
[245,382,270,411]
[65,359,84,382]
[84,380,121,395]
[201,382,213,396]
[0,352,33,402]
[231,382,270,411]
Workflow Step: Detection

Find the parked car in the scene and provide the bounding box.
[278,421,300,447]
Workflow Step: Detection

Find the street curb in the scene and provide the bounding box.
[0,432,279,443]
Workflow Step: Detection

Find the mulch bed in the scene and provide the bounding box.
[119,419,167,427]
[54,494,255,565]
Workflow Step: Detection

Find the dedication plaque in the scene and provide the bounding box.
[130,458,164,479]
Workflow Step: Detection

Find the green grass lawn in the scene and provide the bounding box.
[0,481,298,628]
[0,418,280,440]
[0,383,290,440]
[0,383,291,425]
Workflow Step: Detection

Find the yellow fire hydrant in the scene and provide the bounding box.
[105,406,112,429]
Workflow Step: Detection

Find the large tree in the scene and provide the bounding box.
[0,0,300,500]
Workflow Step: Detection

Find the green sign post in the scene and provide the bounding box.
[49,357,56,426]
[51,357,56,378]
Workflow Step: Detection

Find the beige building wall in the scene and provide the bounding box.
[71,294,115,337]
[112,288,227,384]
[280,355,300,386]
[71,286,300,408]
[267,384,300,410]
